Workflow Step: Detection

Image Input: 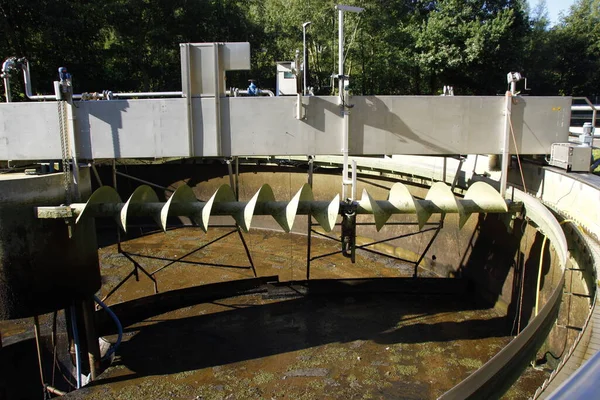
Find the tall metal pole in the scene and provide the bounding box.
[338,8,348,200]
[338,9,344,102]
[303,22,311,96]
[336,5,363,200]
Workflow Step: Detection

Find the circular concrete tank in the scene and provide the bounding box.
[63,162,577,399]
[1,160,594,400]
[0,170,100,319]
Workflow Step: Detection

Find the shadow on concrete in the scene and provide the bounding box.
[77,100,129,159]
[456,213,552,336]
[90,288,509,386]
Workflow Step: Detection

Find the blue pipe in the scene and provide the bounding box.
[93,295,123,361]
[69,306,82,389]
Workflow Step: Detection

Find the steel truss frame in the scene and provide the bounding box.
[99,158,257,305]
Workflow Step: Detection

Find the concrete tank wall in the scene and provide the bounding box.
[0,169,100,319]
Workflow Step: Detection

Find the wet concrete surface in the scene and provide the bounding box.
[2,227,549,399]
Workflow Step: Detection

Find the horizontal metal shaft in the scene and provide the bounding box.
[39,200,520,219]
[35,181,519,233]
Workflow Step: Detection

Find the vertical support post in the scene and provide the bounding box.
[227,158,234,190]
[342,109,350,200]
[235,156,240,201]
[81,298,100,382]
[226,156,239,203]
[306,156,314,281]
[451,157,464,191]
[351,159,357,201]
[65,96,81,201]
[213,43,222,156]
[182,44,195,156]
[336,5,362,201]
[442,157,447,184]
[302,22,311,96]
[112,160,123,255]
[69,305,82,389]
[500,91,513,197]
[338,8,349,201]
[471,154,479,177]
[338,9,344,102]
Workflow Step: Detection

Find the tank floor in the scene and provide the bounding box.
[2,227,548,399]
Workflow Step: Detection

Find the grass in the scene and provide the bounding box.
[593,148,600,174]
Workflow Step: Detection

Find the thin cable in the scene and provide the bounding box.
[507,105,528,193]
[33,315,49,399]
[512,220,528,335]
[343,14,362,67]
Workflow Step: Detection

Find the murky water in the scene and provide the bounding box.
[2,227,548,399]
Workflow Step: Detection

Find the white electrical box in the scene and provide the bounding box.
[548,143,592,172]
[275,61,298,96]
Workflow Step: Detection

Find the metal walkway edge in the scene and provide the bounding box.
[537,233,600,398]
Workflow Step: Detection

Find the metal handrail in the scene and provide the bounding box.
[571,97,598,128]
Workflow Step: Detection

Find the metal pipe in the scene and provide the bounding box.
[572,98,599,128]
[22,62,56,100]
[24,61,181,101]
[335,5,363,201]
[225,89,274,97]
[183,43,195,156]
[500,91,512,197]
[48,198,521,220]
[235,157,239,201]
[2,58,15,102]
[2,75,10,103]
[81,299,100,381]
[72,91,183,100]
[214,44,222,156]
[338,8,344,102]
[306,156,314,281]
[113,92,181,98]
[341,108,350,199]
[351,159,357,201]
[296,93,303,119]
[302,21,312,96]
[46,386,66,396]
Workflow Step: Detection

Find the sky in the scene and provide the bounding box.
[527,0,577,25]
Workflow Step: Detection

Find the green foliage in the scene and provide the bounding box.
[0,0,598,97]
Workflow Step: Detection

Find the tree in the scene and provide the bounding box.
[552,0,600,96]
[414,0,529,94]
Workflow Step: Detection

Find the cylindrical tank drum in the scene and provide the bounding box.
[0,169,100,320]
